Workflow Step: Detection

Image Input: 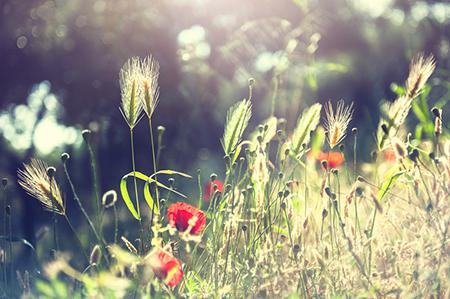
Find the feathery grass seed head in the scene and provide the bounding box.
[18,159,65,215]
[406,54,435,99]
[120,57,144,128]
[141,55,160,118]
[324,100,354,148]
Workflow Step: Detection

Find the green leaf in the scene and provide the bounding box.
[143,183,157,215]
[291,103,322,156]
[222,99,252,155]
[0,235,35,251]
[120,170,190,219]
[150,170,192,178]
[149,178,187,199]
[119,172,142,220]
[377,168,404,201]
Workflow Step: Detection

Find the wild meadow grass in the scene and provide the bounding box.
[1,53,449,298]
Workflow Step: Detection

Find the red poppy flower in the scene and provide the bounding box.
[203,179,224,202]
[151,248,183,287]
[383,149,396,162]
[317,151,345,169]
[167,202,206,234]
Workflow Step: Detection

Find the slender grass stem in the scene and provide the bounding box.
[148,117,160,210]
[85,137,102,235]
[270,75,279,117]
[7,205,12,294]
[62,161,109,266]
[1,181,7,290]
[113,205,118,244]
[196,170,203,209]
[63,215,89,263]
[130,129,144,253]
[148,117,160,249]
[367,208,377,275]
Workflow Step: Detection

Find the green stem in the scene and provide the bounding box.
[62,162,109,265]
[367,208,377,275]
[148,118,160,241]
[86,140,102,234]
[63,215,89,263]
[2,185,7,289]
[270,75,279,117]
[113,205,118,244]
[130,129,144,253]
[7,206,12,293]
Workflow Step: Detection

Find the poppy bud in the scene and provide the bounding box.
[355,186,363,196]
[284,148,290,157]
[351,128,357,136]
[46,167,56,179]
[429,152,435,160]
[408,149,419,163]
[1,178,8,188]
[356,175,368,183]
[322,209,328,219]
[381,124,389,135]
[203,180,223,202]
[82,129,91,142]
[248,78,255,86]
[157,125,165,134]
[61,153,70,163]
[321,160,328,170]
[371,150,377,161]
[256,135,263,143]
[426,200,433,211]
[241,225,247,232]
[431,107,441,118]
